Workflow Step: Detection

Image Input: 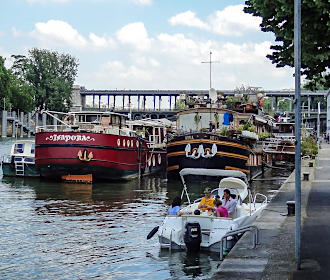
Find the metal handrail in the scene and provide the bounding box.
[219,225,259,260]
[253,193,268,209]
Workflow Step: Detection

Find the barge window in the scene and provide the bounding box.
[14,143,24,154]
[31,144,35,154]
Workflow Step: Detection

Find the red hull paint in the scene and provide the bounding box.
[35,132,166,180]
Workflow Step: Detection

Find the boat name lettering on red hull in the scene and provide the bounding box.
[45,134,96,142]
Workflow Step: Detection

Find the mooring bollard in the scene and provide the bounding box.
[303,173,310,181]
[287,201,295,216]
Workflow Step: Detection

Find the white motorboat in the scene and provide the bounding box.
[158,168,267,252]
[1,140,39,177]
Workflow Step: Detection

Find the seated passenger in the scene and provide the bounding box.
[198,187,215,212]
[221,189,237,216]
[214,199,229,218]
[194,209,201,215]
[168,196,182,215]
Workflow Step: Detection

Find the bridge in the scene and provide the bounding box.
[72,86,328,112]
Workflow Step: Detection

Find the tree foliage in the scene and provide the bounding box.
[12,48,79,112]
[0,56,11,110]
[244,0,330,90]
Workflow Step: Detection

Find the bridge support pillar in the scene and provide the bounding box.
[308,96,311,116]
[138,95,140,110]
[42,112,47,128]
[92,95,95,108]
[53,114,58,130]
[174,96,177,108]
[2,110,7,138]
[35,112,39,134]
[11,111,16,137]
[19,111,24,137]
[122,95,125,109]
[153,95,156,110]
[27,112,31,137]
[98,95,101,109]
[169,96,172,109]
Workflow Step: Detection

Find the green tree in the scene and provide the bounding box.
[12,48,79,112]
[244,0,330,90]
[0,56,11,110]
[9,74,35,112]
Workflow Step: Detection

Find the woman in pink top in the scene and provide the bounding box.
[214,199,228,218]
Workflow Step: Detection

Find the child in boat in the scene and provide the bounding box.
[168,196,182,215]
[214,199,229,218]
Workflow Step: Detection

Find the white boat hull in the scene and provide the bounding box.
[158,202,265,252]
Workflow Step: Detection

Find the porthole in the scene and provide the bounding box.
[158,154,161,165]
[117,139,120,146]
[152,155,156,167]
[123,139,126,147]
[127,140,130,147]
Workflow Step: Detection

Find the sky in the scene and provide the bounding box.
[0,0,295,92]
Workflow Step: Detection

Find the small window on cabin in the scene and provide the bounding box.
[31,144,35,154]
[121,117,126,126]
[14,143,24,154]
[86,115,98,123]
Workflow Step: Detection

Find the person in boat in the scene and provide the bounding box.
[214,199,229,218]
[198,187,215,212]
[222,189,237,216]
[168,196,182,215]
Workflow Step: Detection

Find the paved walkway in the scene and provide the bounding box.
[293,143,330,279]
[212,143,330,279]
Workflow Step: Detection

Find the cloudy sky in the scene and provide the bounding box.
[1,0,295,91]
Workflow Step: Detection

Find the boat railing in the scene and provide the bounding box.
[36,124,133,136]
[253,193,268,209]
[219,225,260,260]
[262,138,295,153]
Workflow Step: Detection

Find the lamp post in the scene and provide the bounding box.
[294,0,302,270]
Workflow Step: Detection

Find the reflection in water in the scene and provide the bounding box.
[0,138,292,280]
[156,250,219,279]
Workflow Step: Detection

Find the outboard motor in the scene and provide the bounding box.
[184,222,201,252]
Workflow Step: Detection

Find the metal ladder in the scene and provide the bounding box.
[15,160,24,176]
[219,225,259,260]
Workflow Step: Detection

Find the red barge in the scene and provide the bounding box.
[35,111,167,181]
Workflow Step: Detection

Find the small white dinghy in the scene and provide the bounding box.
[158,168,267,252]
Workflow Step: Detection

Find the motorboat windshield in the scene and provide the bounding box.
[179,168,249,204]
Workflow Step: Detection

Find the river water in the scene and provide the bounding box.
[0,138,292,280]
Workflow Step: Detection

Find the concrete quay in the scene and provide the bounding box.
[212,143,330,280]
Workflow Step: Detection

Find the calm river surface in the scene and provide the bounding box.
[0,138,291,280]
